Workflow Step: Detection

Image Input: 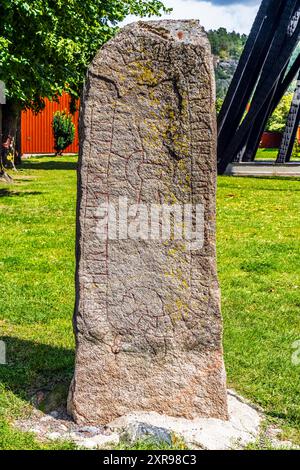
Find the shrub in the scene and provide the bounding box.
[292,138,300,159]
[52,110,75,156]
[266,94,293,133]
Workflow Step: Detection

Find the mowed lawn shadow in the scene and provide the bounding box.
[0,336,75,413]
[21,159,77,171]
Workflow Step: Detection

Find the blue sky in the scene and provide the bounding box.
[122,0,261,33]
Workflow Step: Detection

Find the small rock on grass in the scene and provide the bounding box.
[123,423,172,446]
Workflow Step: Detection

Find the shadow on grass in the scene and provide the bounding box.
[21,159,77,171]
[0,337,74,412]
[0,189,43,198]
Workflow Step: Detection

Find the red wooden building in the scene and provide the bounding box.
[21,93,79,155]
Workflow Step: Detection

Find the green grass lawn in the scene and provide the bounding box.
[256,148,300,161]
[0,155,300,449]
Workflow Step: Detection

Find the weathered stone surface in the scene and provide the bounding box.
[68,20,228,425]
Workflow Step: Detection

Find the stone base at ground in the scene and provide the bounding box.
[15,391,270,450]
[108,391,261,450]
[15,408,120,449]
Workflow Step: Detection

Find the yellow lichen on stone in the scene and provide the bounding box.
[132,60,163,86]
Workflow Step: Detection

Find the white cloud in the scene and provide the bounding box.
[121,0,260,34]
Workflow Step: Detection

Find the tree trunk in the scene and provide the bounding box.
[15,113,22,165]
[1,100,21,181]
[2,99,21,149]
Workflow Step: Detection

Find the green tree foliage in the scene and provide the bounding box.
[207,28,247,60]
[52,111,75,156]
[266,94,293,133]
[207,28,247,99]
[0,0,169,112]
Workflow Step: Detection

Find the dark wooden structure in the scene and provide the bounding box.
[277,72,300,163]
[218,0,300,174]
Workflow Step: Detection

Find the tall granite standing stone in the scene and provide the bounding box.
[68,20,228,425]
